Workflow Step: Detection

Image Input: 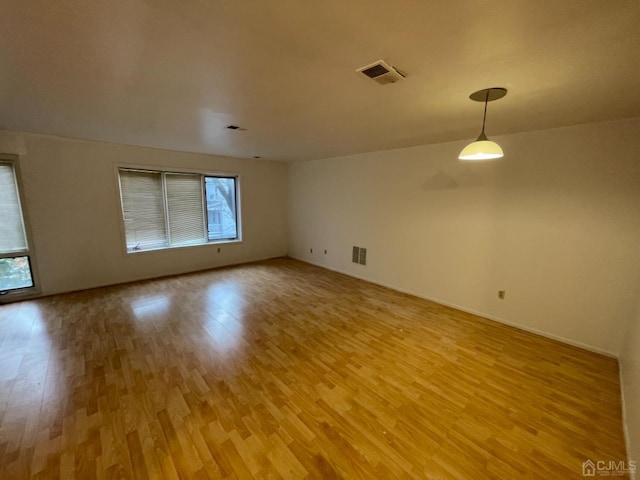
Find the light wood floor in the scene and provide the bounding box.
[0,258,627,479]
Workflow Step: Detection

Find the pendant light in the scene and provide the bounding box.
[459,87,507,160]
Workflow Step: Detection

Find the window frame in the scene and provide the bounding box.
[115,164,243,255]
[203,175,239,243]
[0,154,40,298]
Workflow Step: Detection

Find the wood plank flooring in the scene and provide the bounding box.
[0,258,627,479]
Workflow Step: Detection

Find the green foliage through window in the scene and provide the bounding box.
[0,256,33,291]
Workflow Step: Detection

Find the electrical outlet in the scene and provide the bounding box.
[498,290,506,299]
[310,248,313,254]
[324,249,327,254]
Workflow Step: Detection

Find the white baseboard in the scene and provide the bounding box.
[3,254,285,302]
[288,255,618,359]
[619,365,636,480]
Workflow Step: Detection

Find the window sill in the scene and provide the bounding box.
[0,286,41,303]
[125,238,243,255]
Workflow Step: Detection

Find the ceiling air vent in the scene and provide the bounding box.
[356,60,406,85]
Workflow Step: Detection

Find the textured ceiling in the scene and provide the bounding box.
[1,0,639,161]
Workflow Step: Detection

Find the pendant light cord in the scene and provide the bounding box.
[481,89,489,135]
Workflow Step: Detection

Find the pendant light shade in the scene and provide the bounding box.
[459,87,507,161]
[458,134,504,160]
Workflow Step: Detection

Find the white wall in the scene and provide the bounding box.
[288,117,640,356]
[622,294,640,479]
[0,130,288,296]
[3,120,638,355]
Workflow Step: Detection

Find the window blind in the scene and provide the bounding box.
[0,163,28,254]
[119,170,167,250]
[165,173,206,245]
[118,168,239,252]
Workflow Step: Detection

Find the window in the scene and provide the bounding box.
[0,158,35,293]
[118,168,239,252]
[205,177,237,241]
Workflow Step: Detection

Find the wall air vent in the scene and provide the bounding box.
[352,246,367,266]
[356,60,406,85]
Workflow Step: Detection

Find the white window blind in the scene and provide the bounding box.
[165,173,206,245]
[0,162,28,254]
[119,170,167,250]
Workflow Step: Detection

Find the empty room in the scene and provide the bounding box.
[1,1,639,479]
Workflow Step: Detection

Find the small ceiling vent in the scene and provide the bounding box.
[356,60,406,85]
